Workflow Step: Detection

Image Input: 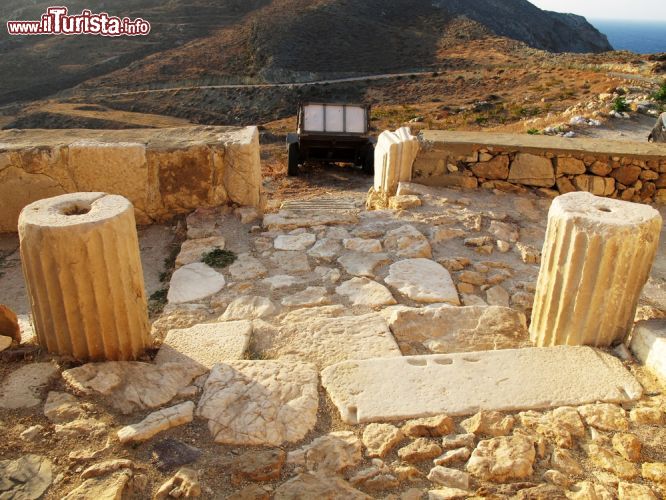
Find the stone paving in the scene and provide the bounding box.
[1,183,666,498]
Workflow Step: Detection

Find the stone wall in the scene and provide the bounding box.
[408,131,666,204]
[0,126,262,232]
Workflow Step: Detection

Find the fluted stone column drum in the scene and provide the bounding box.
[19,192,150,360]
[530,192,662,347]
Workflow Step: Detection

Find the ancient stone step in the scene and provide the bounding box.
[321,346,642,424]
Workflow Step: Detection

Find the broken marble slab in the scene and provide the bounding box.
[337,252,391,278]
[382,305,529,355]
[275,233,316,251]
[197,360,318,446]
[385,259,460,305]
[62,362,202,415]
[0,363,59,410]
[167,263,226,304]
[321,346,643,424]
[336,278,397,308]
[264,307,401,369]
[118,401,195,444]
[219,296,276,321]
[154,321,252,370]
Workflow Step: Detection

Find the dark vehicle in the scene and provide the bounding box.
[648,112,666,143]
[286,102,375,176]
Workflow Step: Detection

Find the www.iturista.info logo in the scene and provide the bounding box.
[6,6,151,36]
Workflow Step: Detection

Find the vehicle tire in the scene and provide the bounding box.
[362,146,374,176]
[287,142,300,176]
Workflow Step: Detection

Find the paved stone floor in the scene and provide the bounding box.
[1,183,666,498]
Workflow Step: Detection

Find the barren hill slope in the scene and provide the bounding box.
[1,0,611,105]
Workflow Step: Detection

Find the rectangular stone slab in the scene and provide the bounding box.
[321,346,643,424]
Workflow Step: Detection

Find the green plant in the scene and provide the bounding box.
[202,248,237,269]
[148,289,168,315]
[652,81,666,103]
[613,96,630,113]
[527,128,541,135]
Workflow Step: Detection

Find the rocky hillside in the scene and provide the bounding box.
[0,0,611,105]
[435,0,612,53]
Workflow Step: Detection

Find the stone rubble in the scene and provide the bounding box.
[117,401,195,444]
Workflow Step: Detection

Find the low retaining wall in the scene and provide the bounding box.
[0,126,261,232]
[413,131,666,204]
[371,130,666,206]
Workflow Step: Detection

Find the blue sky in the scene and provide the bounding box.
[530,0,666,21]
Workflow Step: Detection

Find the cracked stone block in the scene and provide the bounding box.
[197,360,319,446]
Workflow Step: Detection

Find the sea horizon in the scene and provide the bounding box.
[590,18,666,54]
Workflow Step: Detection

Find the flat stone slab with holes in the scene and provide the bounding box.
[321,346,642,424]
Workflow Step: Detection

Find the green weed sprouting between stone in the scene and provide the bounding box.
[527,128,541,135]
[202,249,237,269]
[652,81,666,104]
[613,96,630,113]
[148,289,168,316]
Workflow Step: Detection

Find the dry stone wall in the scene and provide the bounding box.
[411,131,666,204]
[0,126,262,232]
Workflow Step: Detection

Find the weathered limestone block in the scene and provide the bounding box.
[471,155,510,180]
[574,175,615,196]
[19,193,150,361]
[0,126,262,232]
[68,141,149,215]
[373,127,420,197]
[530,192,662,347]
[508,153,555,187]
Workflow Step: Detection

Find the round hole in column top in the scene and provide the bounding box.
[62,204,91,216]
